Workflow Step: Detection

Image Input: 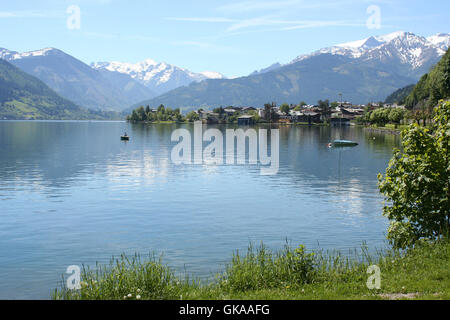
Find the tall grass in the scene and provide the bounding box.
[54,254,201,300]
[53,239,450,300]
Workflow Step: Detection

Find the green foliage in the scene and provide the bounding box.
[388,108,405,124]
[263,102,278,122]
[318,99,330,120]
[330,101,339,109]
[186,111,200,122]
[361,107,405,126]
[213,106,224,114]
[0,59,114,120]
[384,84,415,105]
[378,101,450,248]
[54,239,450,300]
[127,104,184,122]
[54,254,193,300]
[405,49,450,108]
[280,103,290,115]
[222,244,317,292]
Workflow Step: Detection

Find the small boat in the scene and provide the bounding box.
[121,133,130,141]
[329,139,358,147]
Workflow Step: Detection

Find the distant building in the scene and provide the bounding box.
[340,108,363,119]
[224,108,237,115]
[300,111,321,124]
[204,113,220,124]
[237,115,254,125]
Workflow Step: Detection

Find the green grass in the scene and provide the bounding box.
[53,239,450,300]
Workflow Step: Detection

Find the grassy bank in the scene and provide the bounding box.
[54,239,449,300]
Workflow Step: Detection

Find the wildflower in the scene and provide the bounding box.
[137,289,141,293]
[136,295,141,300]
[127,293,132,298]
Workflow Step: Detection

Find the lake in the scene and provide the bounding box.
[0,121,401,299]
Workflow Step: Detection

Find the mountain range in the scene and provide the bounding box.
[1,31,449,116]
[0,58,112,120]
[91,60,225,95]
[135,31,449,110]
[0,47,157,111]
[0,48,224,112]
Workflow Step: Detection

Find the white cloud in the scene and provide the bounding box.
[216,0,301,13]
[169,15,368,34]
[166,17,236,23]
[0,11,60,18]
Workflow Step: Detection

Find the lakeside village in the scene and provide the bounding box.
[127,100,413,128]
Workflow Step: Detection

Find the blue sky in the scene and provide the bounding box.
[1,0,449,77]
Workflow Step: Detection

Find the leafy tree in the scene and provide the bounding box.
[186,111,199,122]
[128,109,139,121]
[405,48,450,108]
[388,108,405,124]
[213,107,224,115]
[136,106,146,121]
[318,99,330,121]
[280,103,290,115]
[147,111,155,122]
[157,104,165,113]
[263,102,277,122]
[330,101,339,109]
[384,84,415,105]
[369,108,387,126]
[378,101,450,248]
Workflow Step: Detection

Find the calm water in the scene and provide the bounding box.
[0,121,401,299]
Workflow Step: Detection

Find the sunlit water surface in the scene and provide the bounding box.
[0,121,401,299]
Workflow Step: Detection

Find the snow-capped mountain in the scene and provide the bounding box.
[243,32,449,78]
[0,47,56,60]
[291,31,449,69]
[91,59,226,95]
[0,47,156,111]
[136,31,449,109]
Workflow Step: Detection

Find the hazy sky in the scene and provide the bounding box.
[1,0,449,77]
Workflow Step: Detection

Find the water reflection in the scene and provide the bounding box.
[0,121,400,299]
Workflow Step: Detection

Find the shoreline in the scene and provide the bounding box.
[54,239,450,300]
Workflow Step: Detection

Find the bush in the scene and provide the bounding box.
[378,101,450,248]
[221,243,317,292]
